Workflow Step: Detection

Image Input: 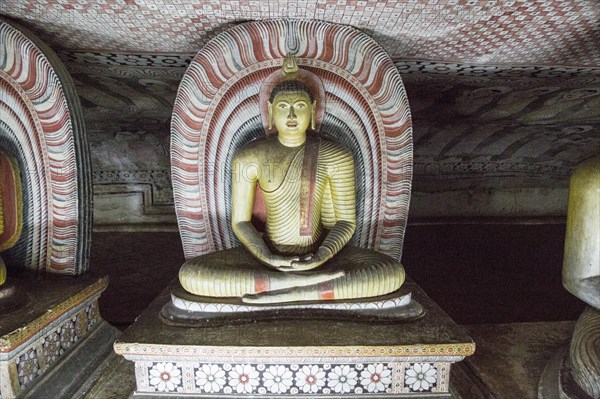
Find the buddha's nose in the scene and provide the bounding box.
[288,106,296,119]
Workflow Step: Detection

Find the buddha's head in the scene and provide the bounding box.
[267,55,317,141]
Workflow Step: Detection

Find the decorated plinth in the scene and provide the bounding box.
[115,278,474,398]
[0,274,119,399]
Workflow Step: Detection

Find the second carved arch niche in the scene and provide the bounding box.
[171,20,413,263]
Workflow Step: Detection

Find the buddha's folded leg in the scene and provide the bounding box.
[179,247,343,298]
[242,246,405,304]
[179,248,257,297]
[326,246,405,299]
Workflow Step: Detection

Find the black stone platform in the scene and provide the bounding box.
[0,272,119,398]
[115,276,474,397]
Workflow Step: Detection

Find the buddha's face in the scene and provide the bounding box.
[270,90,314,137]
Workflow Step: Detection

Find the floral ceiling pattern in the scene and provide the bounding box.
[2,0,599,66]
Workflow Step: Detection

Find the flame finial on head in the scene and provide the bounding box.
[281,54,299,79]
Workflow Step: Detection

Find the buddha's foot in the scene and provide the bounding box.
[242,288,313,304]
[244,270,344,304]
[271,270,344,291]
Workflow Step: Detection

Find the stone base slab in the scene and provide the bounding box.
[22,320,119,399]
[115,277,474,397]
[538,307,600,399]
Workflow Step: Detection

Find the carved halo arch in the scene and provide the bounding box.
[0,20,92,274]
[171,20,413,262]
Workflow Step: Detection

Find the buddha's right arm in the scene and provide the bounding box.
[233,221,300,269]
[232,221,273,264]
[231,155,296,269]
[231,155,271,264]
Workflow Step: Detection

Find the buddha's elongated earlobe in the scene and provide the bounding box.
[311,101,317,130]
[268,102,273,130]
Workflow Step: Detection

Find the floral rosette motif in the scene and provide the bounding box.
[86,304,99,329]
[263,365,293,394]
[42,333,62,364]
[16,349,40,386]
[360,363,392,393]
[296,365,326,393]
[195,364,226,393]
[60,320,77,351]
[405,363,437,392]
[327,365,358,394]
[149,362,182,392]
[228,364,259,394]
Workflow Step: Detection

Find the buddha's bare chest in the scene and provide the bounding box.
[256,145,322,192]
[256,152,296,190]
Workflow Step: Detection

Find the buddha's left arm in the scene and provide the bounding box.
[320,149,357,256]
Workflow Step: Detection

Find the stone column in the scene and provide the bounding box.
[563,156,600,399]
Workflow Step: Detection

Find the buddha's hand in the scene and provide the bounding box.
[263,254,300,270]
[288,247,333,271]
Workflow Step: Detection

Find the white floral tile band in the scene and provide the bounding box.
[136,361,450,396]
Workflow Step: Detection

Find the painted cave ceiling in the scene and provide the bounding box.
[1,0,599,218]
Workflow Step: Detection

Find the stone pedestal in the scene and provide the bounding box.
[0,274,119,399]
[115,278,474,398]
[538,307,600,399]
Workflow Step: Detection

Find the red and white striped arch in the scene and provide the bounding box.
[171,20,412,262]
[0,20,91,274]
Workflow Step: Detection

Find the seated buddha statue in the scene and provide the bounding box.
[0,149,23,287]
[178,55,405,304]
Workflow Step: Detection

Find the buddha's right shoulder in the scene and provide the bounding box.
[233,137,271,162]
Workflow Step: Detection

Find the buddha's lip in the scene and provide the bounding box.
[286,122,298,127]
